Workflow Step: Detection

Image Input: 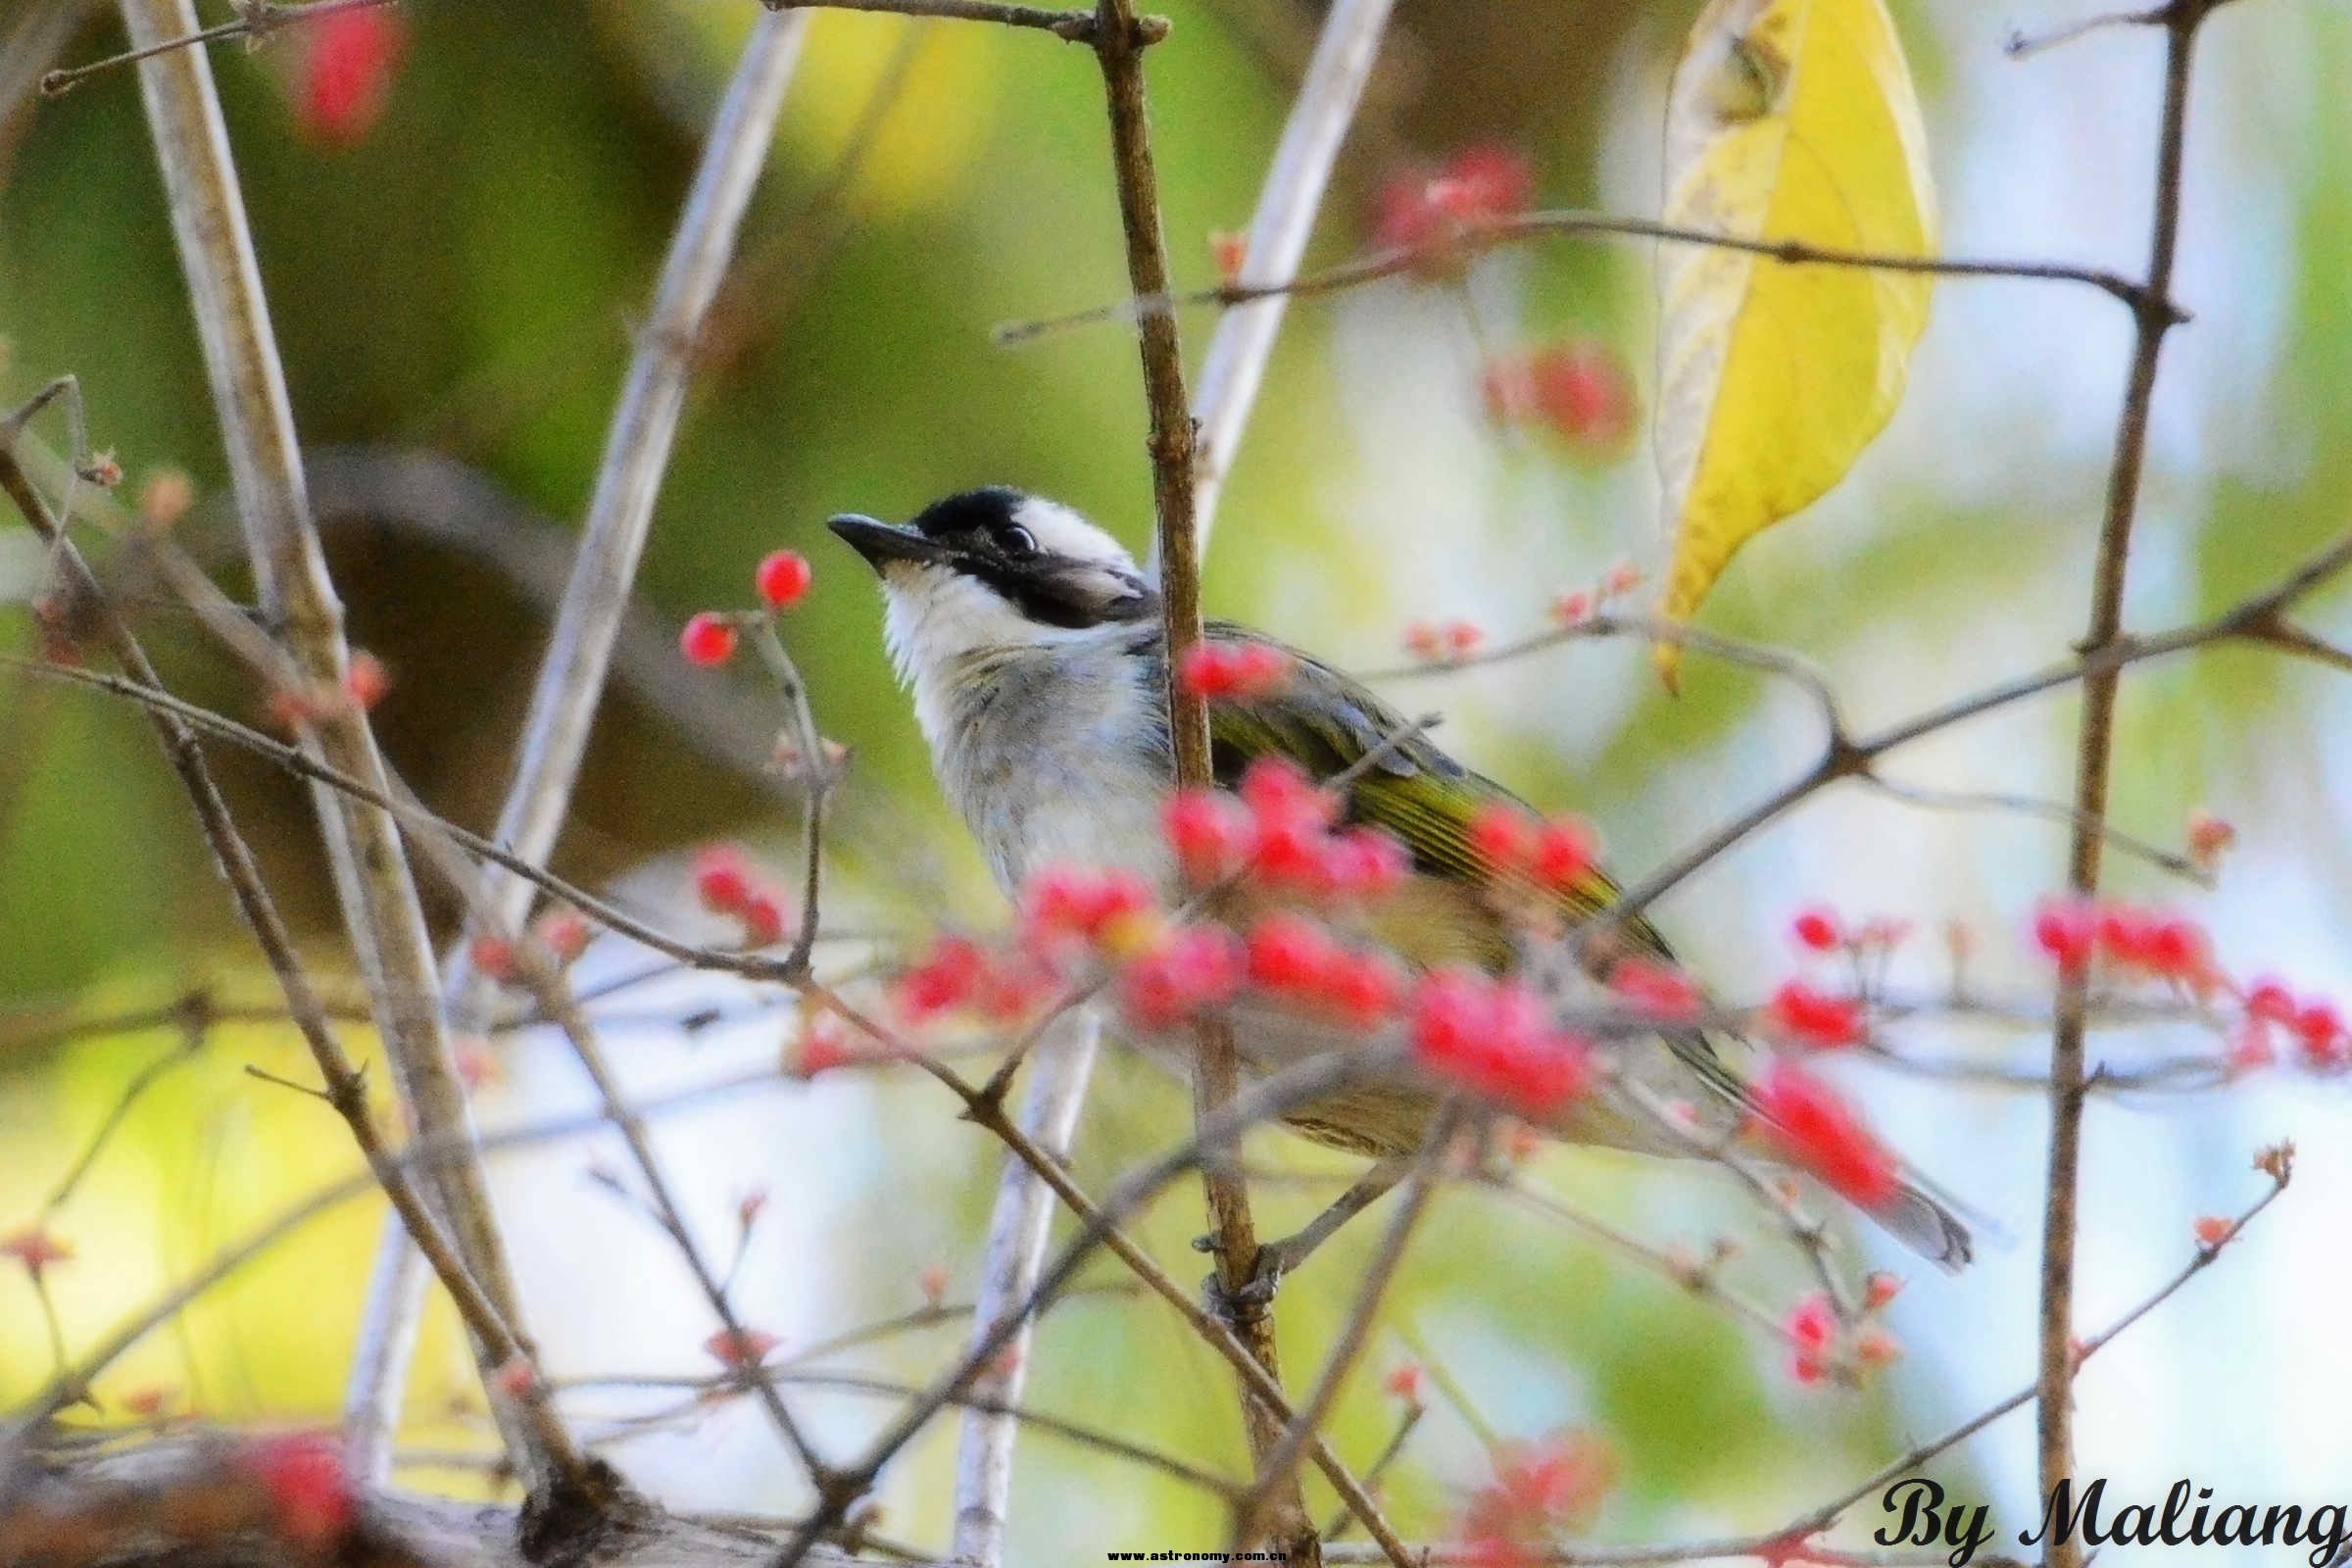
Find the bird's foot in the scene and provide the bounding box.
[1196,1237,1296,1325]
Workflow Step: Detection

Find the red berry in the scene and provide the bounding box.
[1468,803,1536,873]
[1209,229,1249,287]
[343,651,391,712]
[1790,907,1841,953]
[534,906,591,964]
[1785,1290,1837,1385]
[1750,1059,1899,1212]
[1318,949,1404,1027]
[1164,789,1254,884]
[1529,816,1596,891]
[2191,1214,2231,1250]
[296,5,406,148]
[741,890,789,948]
[1528,339,1637,458]
[2033,897,2098,971]
[694,845,755,913]
[1,1227,73,1278]
[896,936,988,1021]
[1550,589,1593,625]
[679,612,738,667]
[1383,1362,1424,1403]
[1320,826,1410,902]
[703,1327,781,1367]
[1764,980,1867,1051]
[1862,1271,1902,1310]
[754,549,813,610]
[2245,977,2297,1023]
[1608,957,1703,1023]
[1246,912,1336,994]
[1115,925,1243,1030]
[468,934,517,984]
[2292,1001,2344,1067]
[239,1433,355,1553]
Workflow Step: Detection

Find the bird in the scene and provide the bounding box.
[829,486,1972,1299]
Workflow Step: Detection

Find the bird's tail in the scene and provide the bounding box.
[1871,1177,1976,1273]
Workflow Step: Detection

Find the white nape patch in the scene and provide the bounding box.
[1008,495,1130,566]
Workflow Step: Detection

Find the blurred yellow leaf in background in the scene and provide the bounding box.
[1652,0,1936,685]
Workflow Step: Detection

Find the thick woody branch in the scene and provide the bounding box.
[2037,6,2218,1551]
[1085,0,1317,1558]
[114,0,569,1503]
[3,1436,901,1568]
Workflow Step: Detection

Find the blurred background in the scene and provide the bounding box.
[3,0,2348,1559]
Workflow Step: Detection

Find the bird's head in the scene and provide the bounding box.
[829,488,1159,681]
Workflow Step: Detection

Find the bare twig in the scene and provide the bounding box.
[2037,8,2220,1553]
[115,0,573,1500]
[2005,6,2169,59]
[761,0,1166,45]
[1086,0,1317,1557]
[42,0,399,98]
[996,208,2168,346]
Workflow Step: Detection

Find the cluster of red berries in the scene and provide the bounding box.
[1401,617,1486,663]
[1465,803,1599,893]
[1452,1431,1614,1568]
[1480,339,1639,460]
[1748,1057,1900,1213]
[1546,561,1644,628]
[1411,969,1596,1119]
[2025,892,2343,1072]
[1374,145,1536,274]
[693,844,793,948]
[1243,911,1405,1029]
[680,549,815,668]
[2236,979,2345,1070]
[466,904,593,989]
[1175,640,1294,701]
[1784,1282,1902,1387]
[263,650,392,731]
[1164,760,1410,899]
[2032,897,2212,983]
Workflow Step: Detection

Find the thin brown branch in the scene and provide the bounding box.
[41,0,398,98]
[996,207,2167,346]
[761,0,1166,45]
[1232,1106,1451,1547]
[2038,6,2217,1552]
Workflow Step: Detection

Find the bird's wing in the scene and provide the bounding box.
[1198,622,1679,969]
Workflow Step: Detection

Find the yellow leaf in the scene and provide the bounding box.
[1653,0,1936,685]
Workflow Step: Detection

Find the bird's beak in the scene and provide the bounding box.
[828,514,947,571]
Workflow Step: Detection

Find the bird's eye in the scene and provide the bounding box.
[998,524,1039,557]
